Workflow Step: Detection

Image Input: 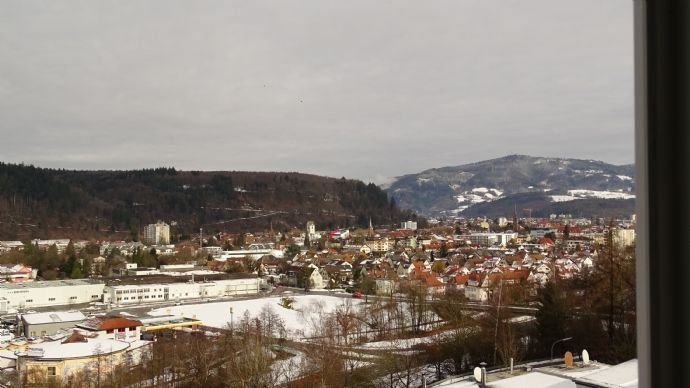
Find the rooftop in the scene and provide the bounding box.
[24,337,131,360]
[432,359,638,388]
[78,316,142,331]
[105,272,257,286]
[22,311,86,325]
[0,279,103,290]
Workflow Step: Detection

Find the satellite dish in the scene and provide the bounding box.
[582,349,590,365]
[473,367,482,382]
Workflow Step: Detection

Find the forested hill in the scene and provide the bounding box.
[0,163,420,241]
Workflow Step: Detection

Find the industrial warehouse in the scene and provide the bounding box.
[0,274,262,312]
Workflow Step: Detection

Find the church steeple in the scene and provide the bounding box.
[368,217,374,237]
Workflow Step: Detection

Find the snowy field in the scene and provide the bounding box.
[148,295,362,338]
[551,189,635,202]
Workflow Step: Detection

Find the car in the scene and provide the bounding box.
[352,291,363,299]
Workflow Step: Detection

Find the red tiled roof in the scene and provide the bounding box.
[78,317,142,331]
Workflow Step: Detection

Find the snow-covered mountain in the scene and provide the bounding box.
[386,155,635,217]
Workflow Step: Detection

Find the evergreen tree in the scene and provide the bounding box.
[82,259,92,278]
[534,282,568,355]
[70,263,83,279]
[285,244,300,259]
[65,240,76,258]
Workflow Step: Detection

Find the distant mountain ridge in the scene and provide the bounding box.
[386,155,635,218]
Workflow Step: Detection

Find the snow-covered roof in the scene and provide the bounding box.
[435,371,574,388]
[574,359,638,387]
[22,311,87,325]
[0,264,31,274]
[491,372,574,388]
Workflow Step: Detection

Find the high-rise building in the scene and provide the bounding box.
[143,221,170,245]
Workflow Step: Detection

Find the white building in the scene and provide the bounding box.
[31,239,71,254]
[306,221,316,238]
[143,221,170,245]
[218,245,283,261]
[613,228,636,248]
[152,244,176,255]
[456,233,517,247]
[366,238,391,253]
[0,280,105,312]
[0,241,24,254]
[100,241,145,257]
[401,221,418,230]
[104,277,261,306]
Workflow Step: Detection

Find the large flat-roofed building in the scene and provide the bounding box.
[103,275,261,306]
[0,280,105,312]
[455,232,517,247]
[21,311,87,338]
[143,221,170,245]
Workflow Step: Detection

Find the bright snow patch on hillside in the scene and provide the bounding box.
[550,195,581,202]
[567,190,635,200]
[617,175,633,181]
[551,190,635,202]
[472,187,489,193]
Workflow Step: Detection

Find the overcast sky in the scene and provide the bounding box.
[0,0,633,184]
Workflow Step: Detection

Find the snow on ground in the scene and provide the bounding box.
[617,175,633,181]
[551,190,635,202]
[550,195,581,202]
[567,190,635,200]
[358,331,452,350]
[453,206,470,213]
[148,295,361,338]
[455,188,503,208]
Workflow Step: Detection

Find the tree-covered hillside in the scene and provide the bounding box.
[0,163,420,240]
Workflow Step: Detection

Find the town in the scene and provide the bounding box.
[0,214,637,387]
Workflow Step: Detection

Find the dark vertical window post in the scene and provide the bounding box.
[635,0,690,387]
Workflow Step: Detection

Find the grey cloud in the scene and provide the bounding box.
[0,0,634,182]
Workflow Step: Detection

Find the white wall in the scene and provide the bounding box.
[107,278,261,305]
[0,282,105,311]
